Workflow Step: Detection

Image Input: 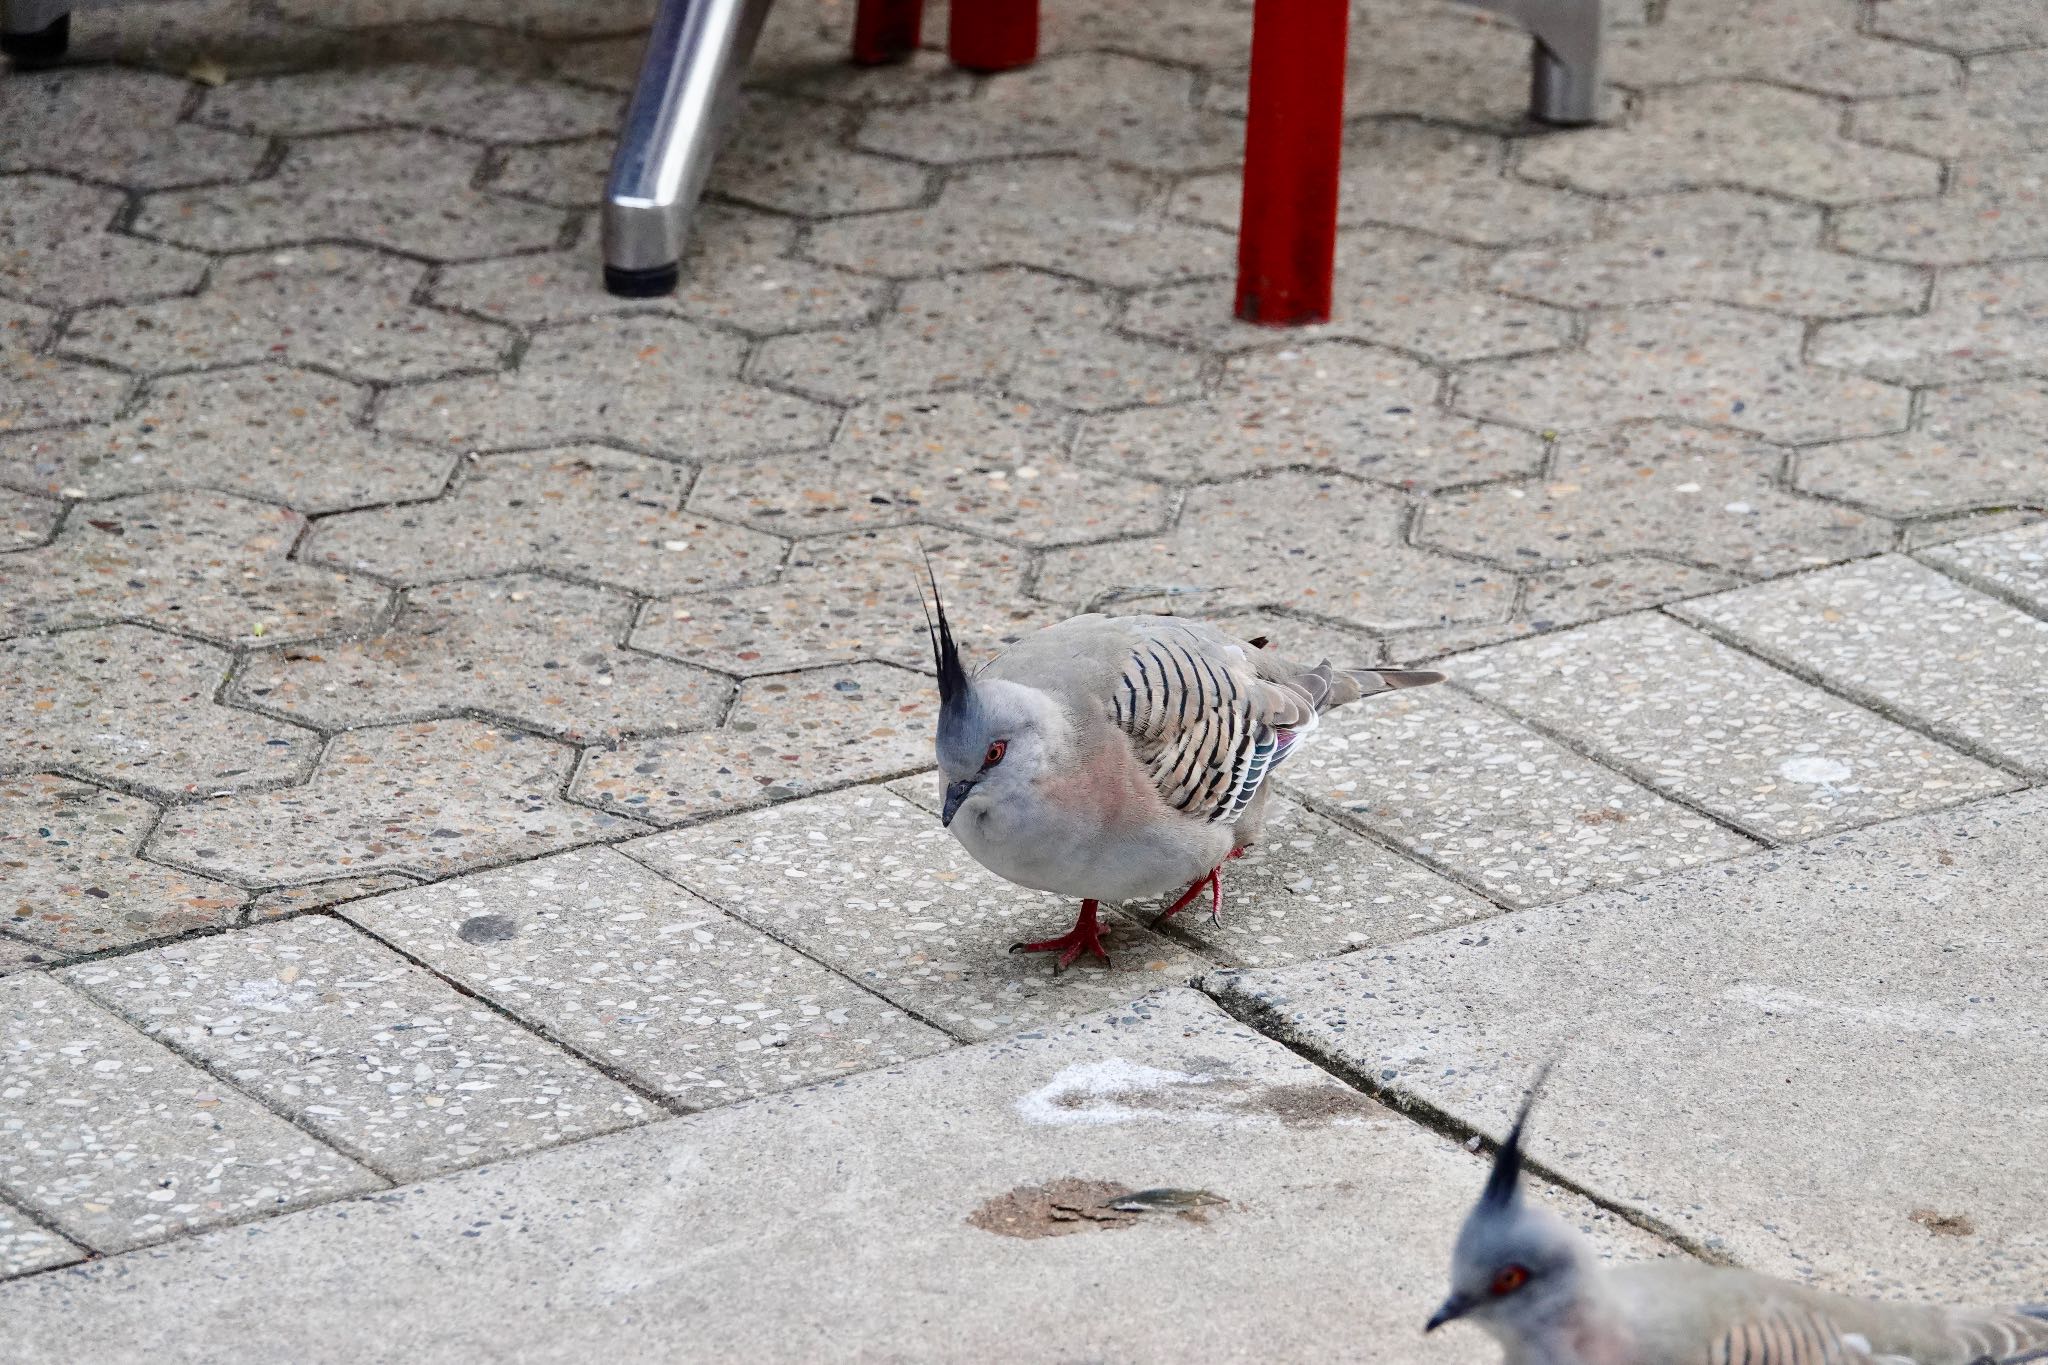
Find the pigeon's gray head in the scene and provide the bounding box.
[924,562,1061,831]
[1427,1067,1592,1344]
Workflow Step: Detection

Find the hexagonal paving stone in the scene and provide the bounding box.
[63,246,512,385]
[572,663,936,826]
[2,492,59,552]
[744,0,976,105]
[858,53,1239,173]
[689,393,1168,547]
[487,136,611,209]
[753,268,1205,412]
[718,93,932,217]
[1811,263,2048,385]
[0,174,210,311]
[342,847,952,1107]
[1422,423,1891,576]
[433,203,885,334]
[1849,50,2048,160]
[1074,343,1545,490]
[1381,558,1741,662]
[1868,0,2048,55]
[1457,302,1911,444]
[233,574,733,743]
[1920,521,2048,614]
[633,527,1057,678]
[1,301,129,436]
[1,774,243,955]
[1796,381,2048,516]
[0,68,266,191]
[246,874,418,923]
[0,366,456,514]
[379,315,837,461]
[1037,473,1507,633]
[1489,190,1927,320]
[196,64,621,142]
[1608,0,1957,97]
[1518,83,1939,206]
[0,490,387,645]
[1833,151,2048,265]
[150,718,641,885]
[1172,122,1598,249]
[135,130,567,262]
[1035,0,1256,68]
[806,159,1234,289]
[1125,228,1571,363]
[2,625,317,800]
[307,447,786,594]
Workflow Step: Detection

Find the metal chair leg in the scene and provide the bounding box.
[852,0,923,65]
[1233,0,1349,326]
[949,0,1037,73]
[1,0,71,67]
[1455,0,1604,125]
[601,0,778,298]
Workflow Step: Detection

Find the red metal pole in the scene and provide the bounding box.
[948,0,1038,72]
[1234,0,1349,325]
[852,0,924,65]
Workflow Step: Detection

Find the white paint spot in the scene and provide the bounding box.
[1016,1058,1215,1127]
[1778,755,1852,785]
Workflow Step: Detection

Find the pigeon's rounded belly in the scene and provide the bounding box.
[949,809,1225,903]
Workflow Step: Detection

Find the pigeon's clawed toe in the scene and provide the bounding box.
[1008,900,1110,972]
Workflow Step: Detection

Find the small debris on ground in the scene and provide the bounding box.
[967,1179,1230,1239]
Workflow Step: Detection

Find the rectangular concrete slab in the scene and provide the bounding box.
[0,989,1675,1362]
[1456,612,2014,841]
[339,847,954,1108]
[0,1200,82,1278]
[63,916,649,1180]
[1675,555,2048,775]
[0,972,379,1253]
[1918,521,2048,614]
[1209,786,2048,1303]
[1279,687,1756,906]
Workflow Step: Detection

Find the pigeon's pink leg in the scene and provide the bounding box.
[1010,899,1110,971]
[1154,847,1246,927]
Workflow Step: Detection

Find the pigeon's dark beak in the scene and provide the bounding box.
[1424,1292,1474,1332]
[941,778,977,827]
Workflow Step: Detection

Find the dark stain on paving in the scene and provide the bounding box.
[457,912,518,944]
[1252,1082,1383,1127]
[968,1180,1230,1239]
[1908,1207,1975,1237]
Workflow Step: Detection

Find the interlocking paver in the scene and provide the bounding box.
[1811,263,2048,385]
[1900,507,2045,550]
[0,491,386,645]
[858,53,1239,173]
[196,65,620,142]
[344,847,952,1106]
[1849,50,2048,159]
[0,972,379,1253]
[149,719,641,885]
[1489,190,1926,320]
[272,0,651,30]
[246,874,419,923]
[626,786,1204,1038]
[1519,82,1940,206]
[66,916,648,1178]
[754,268,1205,411]
[308,447,786,593]
[1457,613,2013,842]
[572,663,936,826]
[379,315,838,460]
[0,366,456,514]
[1036,0,1258,68]
[1,301,129,436]
[1608,0,1957,97]
[807,159,1234,289]
[1868,0,2048,55]
[718,94,932,217]
[63,246,512,385]
[1174,122,1596,249]
[487,137,610,209]
[135,130,566,262]
[1796,381,2048,516]
[0,68,266,191]
[1383,558,1741,661]
[634,526,1055,678]
[688,393,1168,547]
[1074,343,1546,490]
[433,205,885,334]
[0,1202,79,1278]
[745,1,975,105]
[1,625,316,800]
[1282,687,1756,906]
[233,574,732,743]
[1422,423,1893,575]
[1037,473,1509,633]
[1127,228,1570,363]
[1457,302,1911,443]
[1919,521,2048,612]
[1,774,242,955]
[2,491,59,552]
[1675,556,2048,775]
[1834,152,2048,265]
[0,174,209,311]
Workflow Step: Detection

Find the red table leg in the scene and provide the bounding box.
[1234,0,1350,325]
[852,0,925,64]
[948,0,1038,72]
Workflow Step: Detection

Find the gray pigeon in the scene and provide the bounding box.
[923,569,1441,968]
[1430,1076,2048,1364]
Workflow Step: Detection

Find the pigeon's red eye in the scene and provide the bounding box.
[983,740,1007,768]
[1490,1265,1530,1297]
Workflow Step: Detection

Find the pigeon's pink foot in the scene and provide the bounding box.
[1153,847,1245,928]
[1010,898,1111,971]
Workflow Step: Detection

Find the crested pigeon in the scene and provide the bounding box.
[922,569,1442,968]
[1429,1076,2048,1364]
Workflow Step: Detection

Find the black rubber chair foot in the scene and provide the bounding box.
[603,262,680,298]
[1,12,70,66]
